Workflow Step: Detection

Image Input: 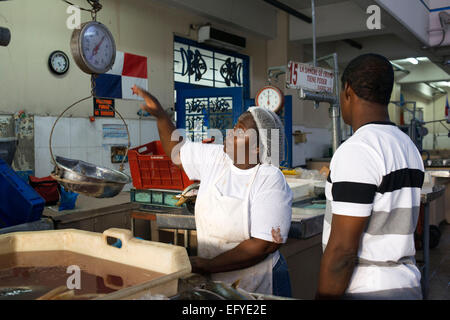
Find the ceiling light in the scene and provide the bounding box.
[407,58,419,65]
[430,81,450,87]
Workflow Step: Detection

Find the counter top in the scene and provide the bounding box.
[137,194,326,240]
[427,170,450,178]
[43,192,132,215]
[44,185,444,239]
[289,211,324,239]
[42,192,139,223]
[421,185,446,204]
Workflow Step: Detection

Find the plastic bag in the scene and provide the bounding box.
[58,187,78,211]
[112,237,144,248]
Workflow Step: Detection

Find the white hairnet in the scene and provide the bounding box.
[247,107,285,166]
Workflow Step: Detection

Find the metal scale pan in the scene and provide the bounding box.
[52,156,130,198]
[49,96,131,198]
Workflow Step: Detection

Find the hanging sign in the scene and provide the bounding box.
[94,98,115,117]
[286,61,334,93]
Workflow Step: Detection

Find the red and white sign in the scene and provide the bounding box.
[287,61,334,93]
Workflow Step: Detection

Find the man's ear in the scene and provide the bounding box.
[345,83,358,101]
[344,83,351,100]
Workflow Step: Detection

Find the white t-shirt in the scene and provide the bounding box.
[180,141,293,266]
[323,122,425,299]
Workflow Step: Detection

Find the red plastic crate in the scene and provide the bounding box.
[128,141,194,190]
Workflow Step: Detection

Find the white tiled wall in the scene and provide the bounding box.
[35,116,158,191]
[291,125,332,167]
[35,116,332,186]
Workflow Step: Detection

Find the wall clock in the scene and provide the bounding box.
[48,50,70,75]
[255,85,285,113]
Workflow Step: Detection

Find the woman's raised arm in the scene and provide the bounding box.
[132,85,182,167]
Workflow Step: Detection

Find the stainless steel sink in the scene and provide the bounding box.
[0,137,18,166]
[426,159,450,167]
[141,196,326,240]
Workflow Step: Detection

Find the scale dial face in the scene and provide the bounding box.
[71,21,116,74]
[255,86,284,113]
[49,51,69,75]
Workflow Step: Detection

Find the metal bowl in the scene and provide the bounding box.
[51,156,131,198]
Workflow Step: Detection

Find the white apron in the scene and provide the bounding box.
[194,161,274,295]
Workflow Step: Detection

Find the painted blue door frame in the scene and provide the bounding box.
[282,96,293,169]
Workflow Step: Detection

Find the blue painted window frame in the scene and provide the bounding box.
[174,36,250,100]
[173,36,292,167]
[176,87,244,139]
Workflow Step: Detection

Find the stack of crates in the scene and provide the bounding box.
[128,140,193,191]
[128,140,196,211]
[0,159,45,228]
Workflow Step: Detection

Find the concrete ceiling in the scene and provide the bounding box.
[285,0,450,81]
[288,0,385,43]
[280,0,351,10]
[393,58,450,85]
[154,0,278,39]
[153,0,450,82]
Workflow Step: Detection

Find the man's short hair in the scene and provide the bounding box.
[341,53,394,106]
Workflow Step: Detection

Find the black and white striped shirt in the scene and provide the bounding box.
[323,121,425,299]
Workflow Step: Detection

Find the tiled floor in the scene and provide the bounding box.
[427,222,450,300]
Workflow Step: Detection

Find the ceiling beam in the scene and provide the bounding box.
[262,0,312,24]
[343,39,363,50]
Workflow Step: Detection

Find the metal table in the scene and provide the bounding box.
[43,192,139,232]
[131,195,325,243]
[420,184,445,300]
[130,205,194,250]
[289,196,325,239]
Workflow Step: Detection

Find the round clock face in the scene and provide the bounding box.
[71,21,116,74]
[255,86,284,113]
[49,51,69,75]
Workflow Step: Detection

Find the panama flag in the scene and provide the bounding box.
[446,95,450,123]
[94,51,148,101]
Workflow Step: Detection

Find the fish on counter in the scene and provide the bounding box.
[0,286,46,300]
[172,279,255,300]
[174,182,200,213]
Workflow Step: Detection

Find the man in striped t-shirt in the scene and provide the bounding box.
[317,54,425,300]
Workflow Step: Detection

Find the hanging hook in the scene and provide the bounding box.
[61,0,102,21]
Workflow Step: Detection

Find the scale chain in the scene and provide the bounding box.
[61,0,102,21]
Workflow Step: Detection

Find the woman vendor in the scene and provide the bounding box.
[133,85,293,297]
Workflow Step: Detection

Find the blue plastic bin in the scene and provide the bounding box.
[0,159,45,228]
